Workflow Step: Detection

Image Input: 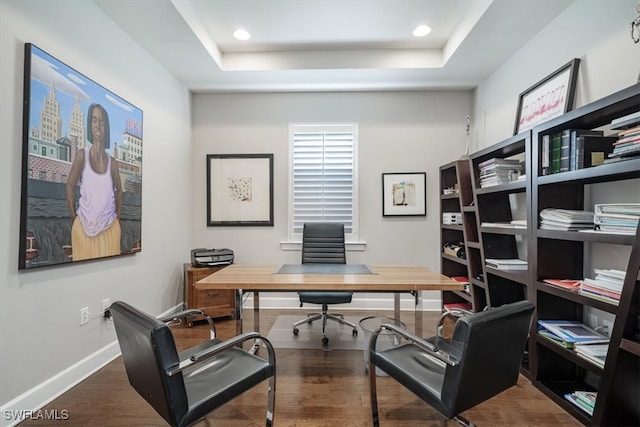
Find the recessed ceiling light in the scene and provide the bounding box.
[233,29,251,41]
[413,25,431,37]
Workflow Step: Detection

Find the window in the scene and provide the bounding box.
[289,123,358,241]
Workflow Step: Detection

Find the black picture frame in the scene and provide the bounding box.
[382,172,427,217]
[514,58,580,135]
[206,154,274,226]
[19,43,143,269]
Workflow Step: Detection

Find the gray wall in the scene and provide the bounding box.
[0,0,192,415]
[473,0,640,148]
[191,91,471,310]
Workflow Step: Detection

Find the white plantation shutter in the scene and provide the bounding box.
[290,124,358,239]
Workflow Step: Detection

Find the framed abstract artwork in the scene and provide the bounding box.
[514,58,580,135]
[382,172,426,217]
[206,154,274,226]
[19,43,143,269]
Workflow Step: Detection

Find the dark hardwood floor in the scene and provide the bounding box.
[19,309,580,426]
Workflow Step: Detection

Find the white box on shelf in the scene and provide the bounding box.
[443,213,462,225]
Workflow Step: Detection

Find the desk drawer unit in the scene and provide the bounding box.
[183,264,235,320]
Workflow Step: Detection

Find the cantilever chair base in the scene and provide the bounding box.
[292,307,358,345]
[111,301,276,427]
[368,300,534,427]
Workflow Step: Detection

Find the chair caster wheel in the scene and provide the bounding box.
[322,337,329,346]
[352,329,358,336]
[293,328,299,336]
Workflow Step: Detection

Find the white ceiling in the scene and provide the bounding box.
[94,0,574,93]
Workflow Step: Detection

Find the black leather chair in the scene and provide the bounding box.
[292,222,358,346]
[368,300,534,426]
[111,301,276,427]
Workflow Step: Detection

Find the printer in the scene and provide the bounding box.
[191,248,234,267]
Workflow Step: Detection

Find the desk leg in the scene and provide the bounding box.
[253,290,260,333]
[414,291,423,337]
[234,289,243,337]
[394,292,400,321]
[250,290,261,354]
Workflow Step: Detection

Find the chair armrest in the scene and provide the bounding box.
[166,331,275,376]
[371,323,459,366]
[158,309,217,338]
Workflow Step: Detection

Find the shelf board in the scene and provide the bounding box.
[537,229,636,245]
[536,334,605,375]
[440,192,461,200]
[474,180,527,195]
[535,381,593,426]
[441,253,467,266]
[620,338,640,357]
[536,282,619,314]
[470,277,485,288]
[441,224,464,231]
[466,241,481,249]
[462,205,476,212]
[481,226,528,236]
[537,159,640,187]
[485,267,528,284]
[450,289,472,302]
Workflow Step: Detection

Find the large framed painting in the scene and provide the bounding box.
[514,58,580,135]
[19,43,143,269]
[382,172,427,217]
[206,154,274,226]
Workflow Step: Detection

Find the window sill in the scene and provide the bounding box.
[280,241,367,252]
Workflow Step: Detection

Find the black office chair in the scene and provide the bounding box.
[111,301,276,427]
[292,222,358,346]
[368,300,534,426]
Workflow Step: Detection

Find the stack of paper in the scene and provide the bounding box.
[606,124,640,163]
[539,208,595,231]
[485,258,527,271]
[574,343,608,368]
[537,319,610,345]
[477,158,523,188]
[593,203,640,234]
[579,269,625,304]
[564,391,597,416]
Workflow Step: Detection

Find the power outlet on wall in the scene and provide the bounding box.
[102,298,111,319]
[80,307,89,325]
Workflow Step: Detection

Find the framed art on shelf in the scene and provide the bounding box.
[382,172,426,217]
[206,154,274,226]
[514,58,580,135]
[19,43,143,269]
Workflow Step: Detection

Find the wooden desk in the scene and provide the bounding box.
[196,264,462,337]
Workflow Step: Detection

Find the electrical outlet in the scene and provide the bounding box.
[102,298,111,319]
[80,307,89,325]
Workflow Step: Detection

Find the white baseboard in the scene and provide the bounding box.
[0,303,183,427]
[0,341,121,427]
[243,294,442,311]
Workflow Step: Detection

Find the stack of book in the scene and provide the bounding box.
[574,343,608,368]
[564,391,597,416]
[605,112,640,164]
[579,269,625,304]
[477,158,523,188]
[542,130,615,174]
[593,203,640,234]
[485,258,527,271]
[537,319,610,348]
[542,278,581,291]
[539,208,595,231]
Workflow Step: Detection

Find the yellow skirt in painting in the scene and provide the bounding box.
[71,217,121,261]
